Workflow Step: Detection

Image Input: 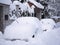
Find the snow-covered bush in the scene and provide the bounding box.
[4,17,42,41]
[10,1,20,11]
[40,19,56,31]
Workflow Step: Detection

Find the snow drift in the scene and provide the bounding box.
[4,17,42,40]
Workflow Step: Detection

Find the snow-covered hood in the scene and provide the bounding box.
[4,17,42,40]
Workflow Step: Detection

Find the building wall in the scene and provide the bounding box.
[3,5,12,29]
[0,6,3,33]
[0,4,11,33]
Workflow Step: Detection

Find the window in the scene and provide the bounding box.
[5,15,8,20]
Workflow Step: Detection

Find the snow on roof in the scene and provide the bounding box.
[0,0,12,5]
[13,1,20,5]
[28,0,44,9]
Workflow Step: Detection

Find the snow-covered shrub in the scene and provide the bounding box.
[4,17,42,41]
[10,1,20,11]
[40,19,56,31]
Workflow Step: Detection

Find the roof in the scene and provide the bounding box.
[0,0,12,5]
[28,0,44,9]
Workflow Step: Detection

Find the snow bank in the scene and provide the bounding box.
[40,19,56,31]
[4,17,42,40]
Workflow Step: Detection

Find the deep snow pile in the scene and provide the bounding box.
[40,19,56,31]
[4,17,42,40]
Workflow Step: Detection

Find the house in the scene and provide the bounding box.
[0,0,12,33]
[27,0,44,20]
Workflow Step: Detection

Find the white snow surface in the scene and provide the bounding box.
[4,17,42,40]
[35,28,60,45]
[0,0,12,5]
[0,18,60,45]
[40,19,56,30]
[0,26,60,45]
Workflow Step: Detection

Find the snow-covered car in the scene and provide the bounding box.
[34,28,60,45]
[40,19,56,31]
[0,18,60,45]
[4,17,42,41]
